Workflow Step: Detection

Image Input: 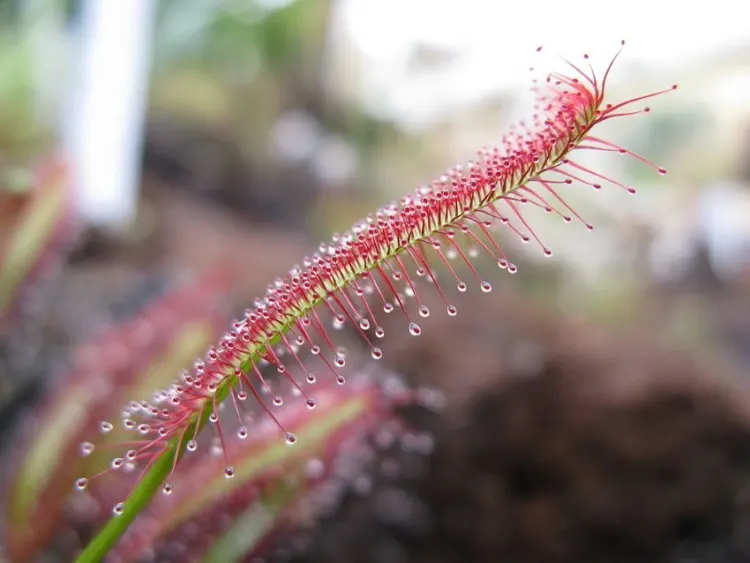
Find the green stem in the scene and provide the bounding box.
[74,383,227,563]
[74,447,174,563]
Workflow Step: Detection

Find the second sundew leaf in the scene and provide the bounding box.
[0,155,75,323]
[108,370,393,562]
[200,473,301,563]
[3,272,229,563]
[76,44,677,562]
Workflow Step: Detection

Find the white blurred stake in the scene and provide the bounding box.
[64,0,155,232]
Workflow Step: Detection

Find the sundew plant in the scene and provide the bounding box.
[74,42,676,562]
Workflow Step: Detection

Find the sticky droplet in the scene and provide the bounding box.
[80,442,95,457]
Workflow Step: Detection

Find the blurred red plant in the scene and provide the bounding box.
[2,271,230,562]
[0,154,77,328]
[108,365,412,562]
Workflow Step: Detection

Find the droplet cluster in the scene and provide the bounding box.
[75,45,674,507]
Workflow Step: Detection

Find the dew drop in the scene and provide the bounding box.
[336,374,346,385]
[311,345,321,355]
[409,322,422,336]
[100,421,113,434]
[383,303,394,314]
[457,281,467,292]
[186,440,198,452]
[277,364,286,374]
[627,187,637,195]
[237,426,248,439]
[371,347,383,360]
[224,466,235,479]
[306,398,316,410]
[80,442,95,457]
[126,449,137,461]
[273,396,284,407]
[162,482,174,495]
[657,167,667,175]
[543,248,553,257]
[332,317,345,330]
[418,306,430,318]
[306,373,317,384]
[480,281,492,293]
[497,259,508,269]
[375,326,385,338]
[447,305,458,316]
[334,355,346,368]
[508,264,518,274]
[113,503,125,516]
[285,432,298,445]
[75,477,88,491]
[111,458,124,469]
[359,318,370,330]
[209,413,219,423]
[237,390,248,401]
